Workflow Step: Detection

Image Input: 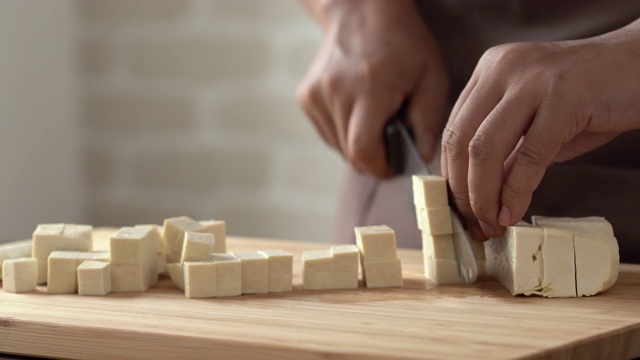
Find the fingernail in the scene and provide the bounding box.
[479,221,497,237]
[498,206,511,226]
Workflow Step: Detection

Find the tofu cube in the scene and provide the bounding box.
[0,240,32,279]
[47,251,81,294]
[2,258,37,293]
[362,259,403,288]
[424,258,464,285]
[211,254,241,297]
[198,220,227,253]
[109,227,157,265]
[135,224,165,253]
[162,216,204,263]
[232,251,268,294]
[259,250,293,293]
[75,251,110,268]
[302,250,333,290]
[157,252,167,276]
[33,223,93,284]
[412,175,448,209]
[422,233,456,260]
[331,245,359,289]
[111,263,157,292]
[165,263,185,291]
[184,261,217,299]
[355,225,398,262]
[181,232,215,263]
[416,207,453,235]
[77,261,111,296]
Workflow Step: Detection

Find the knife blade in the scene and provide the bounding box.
[384,114,478,284]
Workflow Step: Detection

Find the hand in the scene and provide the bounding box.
[441,19,640,241]
[297,0,449,177]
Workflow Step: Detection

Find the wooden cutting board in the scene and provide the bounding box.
[0,228,639,360]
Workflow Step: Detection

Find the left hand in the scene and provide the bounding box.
[441,19,640,241]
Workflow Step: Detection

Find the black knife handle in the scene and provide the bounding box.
[384,102,414,175]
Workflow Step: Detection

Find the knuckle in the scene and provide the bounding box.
[321,74,343,95]
[295,82,317,109]
[442,124,466,157]
[347,134,375,167]
[516,143,546,167]
[502,179,528,199]
[468,133,496,163]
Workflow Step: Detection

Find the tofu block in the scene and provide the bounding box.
[259,250,293,293]
[424,258,464,285]
[198,220,227,254]
[422,233,456,260]
[302,250,333,290]
[135,224,165,253]
[181,232,215,263]
[211,254,241,297]
[33,223,93,284]
[109,227,157,265]
[330,245,359,290]
[162,216,203,263]
[362,259,403,288]
[412,175,448,209]
[574,234,619,297]
[111,263,157,292]
[47,251,81,294]
[2,258,37,293]
[534,227,576,298]
[184,261,217,299]
[77,261,111,296]
[416,207,453,235]
[75,251,110,268]
[232,251,268,294]
[0,240,32,279]
[355,225,398,262]
[165,263,185,290]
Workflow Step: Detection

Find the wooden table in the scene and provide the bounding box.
[0,229,639,359]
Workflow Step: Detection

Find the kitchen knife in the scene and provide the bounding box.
[384,114,478,284]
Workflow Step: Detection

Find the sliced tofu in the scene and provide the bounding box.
[198,220,227,254]
[165,263,185,291]
[232,251,268,295]
[424,258,464,285]
[162,216,203,263]
[422,233,456,260]
[77,261,111,296]
[412,175,448,209]
[415,207,453,235]
[354,225,398,262]
[362,259,403,288]
[0,240,32,279]
[184,261,217,299]
[109,227,158,292]
[211,254,242,297]
[259,250,293,293]
[47,251,81,294]
[33,224,93,285]
[2,258,37,293]
[111,263,157,292]
[302,250,333,290]
[331,245,359,290]
[180,232,214,264]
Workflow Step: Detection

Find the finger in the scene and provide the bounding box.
[296,84,341,152]
[467,93,537,237]
[326,92,355,161]
[555,131,619,163]
[407,76,449,162]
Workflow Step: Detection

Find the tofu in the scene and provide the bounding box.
[259,250,293,293]
[470,239,485,261]
[111,263,157,292]
[75,251,110,268]
[157,252,167,276]
[232,251,268,294]
[47,251,81,294]
[422,233,456,260]
[198,220,227,254]
[109,227,158,292]
[181,232,214,263]
[302,250,333,290]
[330,245,359,290]
[211,254,241,297]
[184,261,217,299]
[2,258,37,293]
[77,261,111,296]
[412,175,448,209]
[165,263,185,290]
[424,258,464,285]
[534,227,576,298]
[355,225,398,262]
[416,207,453,235]
[162,216,203,263]
[0,240,32,279]
[135,224,165,253]
[33,224,93,284]
[362,259,403,288]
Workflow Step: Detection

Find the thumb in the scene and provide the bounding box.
[407,77,450,162]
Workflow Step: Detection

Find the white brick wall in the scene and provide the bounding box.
[78,0,343,243]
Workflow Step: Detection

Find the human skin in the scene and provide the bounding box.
[441,19,640,240]
[297,0,450,178]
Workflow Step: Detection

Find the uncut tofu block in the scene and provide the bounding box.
[33,223,93,284]
[165,263,185,291]
[412,175,448,209]
[0,240,33,279]
[48,251,81,294]
[211,254,241,297]
[162,216,203,263]
[355,225,398,262]
[181,232,215,263]
[422,233,456,260]
[259,250,293,293]
[111,263,158,292]
[232,251,268,294]
[2,258,37,293]
[416,207,453,235]
[331,245,359,290]
[362,259,403,288]
[184,261,217,299]
[302,250,333,290]
[77,261,111,296]
[199,220,227,254]
[424,258,464,285]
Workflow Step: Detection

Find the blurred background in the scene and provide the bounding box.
[0,0,344,244]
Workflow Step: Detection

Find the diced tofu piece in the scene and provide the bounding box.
[162,216,203,263]
[574,234,619,297]
[135,224,165,253]
[484,225,545,296]
[77,261,111,296]
[2,258,37,293]
[211,254,241,297]
[181,232,214,263]
[362,259,403,288]
[109,227,157,265]
[355,225,398,262]
[33,224,93,284]
[232,251,268,294]
[259,250,293,293]
[416,207,453,235]
[0,240,32,279]
[184,261,217,299]
[198,220,227,253]
[424,258,464,285]
[302,250,333,290]
[330,245,359,290]
[422,233,456,260]
[412,175,448,209]
[157,253,167,276]
[75,251,110,268]
[47,251,81,294]
[111,263,157,292]
[165,263,184,290]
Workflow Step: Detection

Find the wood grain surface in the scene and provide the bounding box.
[0,228,639,360]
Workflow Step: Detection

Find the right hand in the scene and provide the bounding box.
[297,0,450,177]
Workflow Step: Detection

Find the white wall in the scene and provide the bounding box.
[0,0,83,242]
